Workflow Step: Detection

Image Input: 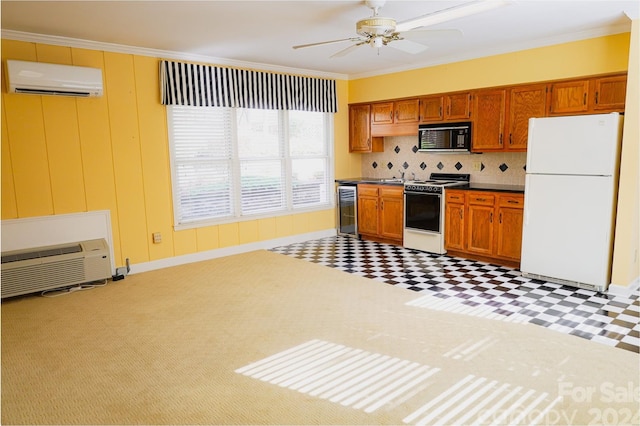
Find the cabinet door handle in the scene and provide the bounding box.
[499,134,503,145]
[395,111,399,120]
[595,92,599,104]
[459,210,463,219]
[509,133,513,145]
[390,111,393,120]
[381,201,384,210]
[490,212,493,223]
[583,93,587,105]
[476,198,486,202]
[507,200,519,204]
[499,212,502,223]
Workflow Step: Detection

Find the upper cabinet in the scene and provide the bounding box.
[549,80,590,115]
[445,92,472,121]
[419,92,471,123]
[592,75,627,111]
[549,74,627,116]
[371,99,420,136]
[471,89,506,152]
[349,104,383,153]
[419,95,444,122]
[506,83,548,151]
[348,72,626,152]
[371,102,395,125]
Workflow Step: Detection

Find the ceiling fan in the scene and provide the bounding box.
[292,0,509,58]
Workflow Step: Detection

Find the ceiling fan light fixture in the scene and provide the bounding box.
[356,17,396,37]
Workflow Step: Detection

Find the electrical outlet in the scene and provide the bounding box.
[152,232,162,244]
[473,161,482,171]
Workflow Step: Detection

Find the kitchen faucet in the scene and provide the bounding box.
[398,169,405,180]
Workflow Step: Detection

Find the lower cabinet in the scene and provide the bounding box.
[445,190,524,266]
[357,184,404,245]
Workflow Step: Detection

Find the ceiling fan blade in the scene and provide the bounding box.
[398,29,463,41]
[388,39,429,55]
[330,42,366,58]
[395,0,511,32]
[292,37,359,50]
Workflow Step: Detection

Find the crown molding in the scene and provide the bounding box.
[0,30,350,81]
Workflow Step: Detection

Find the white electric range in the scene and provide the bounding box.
[403,173,470,254]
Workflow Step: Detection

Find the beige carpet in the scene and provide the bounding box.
[2,250,638,425]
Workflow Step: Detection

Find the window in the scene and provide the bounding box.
[168,106,333,229]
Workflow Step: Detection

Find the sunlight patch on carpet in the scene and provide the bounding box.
[403,374,561,426]
[406,294,531,323]
[235,339,441,414]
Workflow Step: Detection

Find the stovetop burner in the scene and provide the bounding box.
[404,173,470,193]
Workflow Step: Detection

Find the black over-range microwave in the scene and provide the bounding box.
[418,122,472,153]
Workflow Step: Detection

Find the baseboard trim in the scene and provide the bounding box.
[607,277,640,298]
[128,229,337,275]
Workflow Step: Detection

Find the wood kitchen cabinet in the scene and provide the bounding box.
[445,190,524,267]
[444,191,465,251]
[466,192,496,256]
[471,89,507,152]
[592,75,627,111]
[445,92,472,120]
[357,184,404,245]
[495,194,525,261]
[357,185,379,235]
[549,79,590,115]
[419,95,444,122]
[506,83,548,151]
[371,102,394,125]
[349,104,383,153]
[371,99,420,136]
[419,92,471,123]
[549,74,627,115]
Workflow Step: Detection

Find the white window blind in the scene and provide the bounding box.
[168,106,333,228]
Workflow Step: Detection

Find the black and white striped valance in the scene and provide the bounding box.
[160,60,337,113]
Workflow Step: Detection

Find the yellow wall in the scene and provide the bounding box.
[1,39,343,266]
[349,33,631,103]
[612,19,640,290]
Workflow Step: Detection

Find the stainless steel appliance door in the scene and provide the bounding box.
[337,186,357,236]
[404,192,442,233]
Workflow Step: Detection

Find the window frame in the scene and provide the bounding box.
[167,105,335,230]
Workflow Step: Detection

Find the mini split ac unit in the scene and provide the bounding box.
[5,59,103,97]
[1,239,112,298]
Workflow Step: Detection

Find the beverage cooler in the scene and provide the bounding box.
[336,185,357,237]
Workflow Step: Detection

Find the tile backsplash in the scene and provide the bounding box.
[361,136,527,185]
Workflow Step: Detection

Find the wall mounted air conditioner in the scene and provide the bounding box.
[5,59,103,97]
[1,239,112,298]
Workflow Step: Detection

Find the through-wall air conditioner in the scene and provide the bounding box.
[5,59,103,97]
[1,239,112,298]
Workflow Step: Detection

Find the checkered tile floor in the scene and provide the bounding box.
[270,236,640,354]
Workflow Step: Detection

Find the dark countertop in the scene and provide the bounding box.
[335,177,404,186]
[336,178,525,193]
[455,183,525,193]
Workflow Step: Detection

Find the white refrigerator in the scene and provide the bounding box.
[520,112,623,292]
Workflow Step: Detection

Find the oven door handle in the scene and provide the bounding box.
[404,191,441,197]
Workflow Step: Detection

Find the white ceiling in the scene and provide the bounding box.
[1,0,638,79]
